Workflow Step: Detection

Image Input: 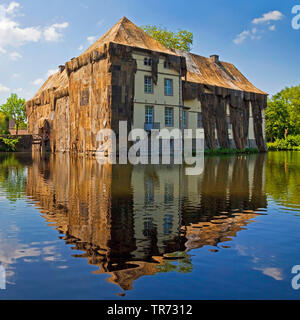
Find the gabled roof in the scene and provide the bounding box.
[32,69,68,100]
[28,17,266,104]
[83,16,178,56]
[179,50,266,95]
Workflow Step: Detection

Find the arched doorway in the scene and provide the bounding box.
[38,119,51,153]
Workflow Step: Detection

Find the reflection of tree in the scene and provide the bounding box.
[265,151,300,208]
[0,154,27,202]
[155,252,193,274]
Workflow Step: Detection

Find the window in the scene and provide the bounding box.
[113,65,121,71]
[144,57,152,66]
[182,110,188,129]
[145,106,154,124]
[143,217,154,236]
[144,76,153,94]
[164,183,174,205]
[145,179,154,206]
[197,112,203,128]
[164,61,171,69]
[80,90,89,106]
[164,78,173,96]
[163,214,173,235]
[165,107,174,127]
[227,115,232,129]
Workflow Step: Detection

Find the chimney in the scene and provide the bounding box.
[59,65,65,73]
[210,55,219,64]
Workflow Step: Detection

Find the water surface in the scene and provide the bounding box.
[0,151,300,299]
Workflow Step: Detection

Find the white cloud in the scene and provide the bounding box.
[43,22,69,42]
[233,10,283,45]
[12,73,20,78]
[0,2,69,54]
[0,84,10,92]
[87,36,97,44]
[233,30,250,45]
[47,69,58,77]
[6,2,20,14]
[252,10,284,24]
[78,44,84,51]
[9,51,22,60]
[0,2,42,49]
[32,78,44,86]
[255,267,283,281]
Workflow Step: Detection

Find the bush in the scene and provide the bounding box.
[0,136,20,152]
[267,135,300,151]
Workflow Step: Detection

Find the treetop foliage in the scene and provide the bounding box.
[0,93,26,135]
[266,85,300,142]
[142,25,193,52]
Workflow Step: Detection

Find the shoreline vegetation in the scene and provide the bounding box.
[204,148,260,156]
[266,85,300,151]
[0,136,20,152]
[0,144,261,156]
[267,135,300,151]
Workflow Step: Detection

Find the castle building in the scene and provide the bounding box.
[26,17,267,153]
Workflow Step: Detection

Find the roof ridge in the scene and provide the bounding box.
[83,16,177,56]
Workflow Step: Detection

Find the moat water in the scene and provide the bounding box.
[0,151,299,299]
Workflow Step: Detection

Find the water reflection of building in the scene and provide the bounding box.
[25,154,267,291]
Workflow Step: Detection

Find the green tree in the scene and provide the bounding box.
[142,25,193,52]
[266,99,290,142]
[0,112,9,134]
[0,93,26,135]
[266,85,300,141]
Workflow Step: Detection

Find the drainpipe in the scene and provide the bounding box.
[179,68,184,151]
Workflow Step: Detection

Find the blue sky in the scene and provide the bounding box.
[0,0,299,104]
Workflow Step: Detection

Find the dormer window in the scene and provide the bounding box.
[144,58,152,66]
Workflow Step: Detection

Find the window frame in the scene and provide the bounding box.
[197,112,203,128]
[182,110,188,129]
[145,106,154,124]
[164,78,174,96]
[144,57,152,66]
[144,75,153,94]
[165,107,174,127]
[164,61,171,69]
[227,115,232,130]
